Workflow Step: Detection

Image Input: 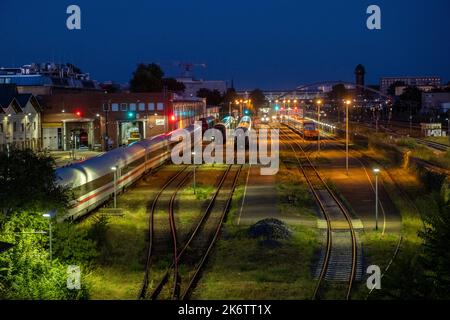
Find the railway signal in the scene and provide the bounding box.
[126,111,137,120]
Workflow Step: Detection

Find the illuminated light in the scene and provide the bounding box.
[75,111,82,117]
[170,114,176,122]
[373,168,380,174]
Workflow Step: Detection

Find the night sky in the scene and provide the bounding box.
[1,0,449,90]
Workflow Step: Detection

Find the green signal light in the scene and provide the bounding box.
[127,111,135,119]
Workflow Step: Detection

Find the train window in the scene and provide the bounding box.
[72,172,114,199]
[121,156,145,176]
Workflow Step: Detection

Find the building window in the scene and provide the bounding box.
[103,103,110,111]
[0,123,3,133]
[33,122,36,131]
[21,123,24,132]
[111,103,119,111]
[13,122,17,132]
[129,103,136,111]
[157,102,164,111]
[148,103,155,111]
[121,103,128,111]
[138,103,145,111]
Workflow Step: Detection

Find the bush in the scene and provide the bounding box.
[53,222,97,266]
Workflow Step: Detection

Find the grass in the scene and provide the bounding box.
[348,148,425,299]
[191,224,319,300]
[425,136,450,146]
[192,164,321,299]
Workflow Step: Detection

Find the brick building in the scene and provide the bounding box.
[40,92,208,151]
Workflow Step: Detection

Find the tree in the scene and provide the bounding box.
[66,63,82,74]
[0,149,69,224]
[399,86,422,114]
[387,81,406,96]
[249,89,266,109]
[418,195,450,298]
[162,78,185,93]
[196,88,223,106]
[129,63,164,92]
[328,84,348,101]
[222,88,238,106]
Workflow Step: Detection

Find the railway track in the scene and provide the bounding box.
[148,164,242,300]
[139,165,191,299]
[278,125,361,300]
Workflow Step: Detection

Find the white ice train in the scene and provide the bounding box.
[56,125,199,220]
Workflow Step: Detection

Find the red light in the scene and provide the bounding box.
[170,115,176,122]
[75,111,82,117]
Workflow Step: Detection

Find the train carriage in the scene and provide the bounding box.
[56,125,200,220]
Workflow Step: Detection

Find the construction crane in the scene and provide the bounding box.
[174,62,206,78]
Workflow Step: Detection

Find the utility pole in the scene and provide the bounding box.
[373,168,380,231]
[317,100,322,154]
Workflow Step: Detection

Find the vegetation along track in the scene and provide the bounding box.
[278,124,361,300]
[149,164,242,300]
[138,165,190,299]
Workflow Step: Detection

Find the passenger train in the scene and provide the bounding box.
[199,116,216,133]
[286,116,319,140]
[55,124,201,220]
[234,116,252,150]
[213,116,233,144]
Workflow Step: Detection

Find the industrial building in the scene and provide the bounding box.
[40,92,210,151]
[380,76,441,94]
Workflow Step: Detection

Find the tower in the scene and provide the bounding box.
[355,64,366,96]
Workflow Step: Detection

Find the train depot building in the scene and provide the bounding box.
[41,92,211,151]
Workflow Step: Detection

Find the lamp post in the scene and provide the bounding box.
[317,100,322,154]
[42,211,55,266]
[345,100,351,176]
[111,166,118,208]
[211,136,215,167]
[373,168,380,231]
[192,152,196,195]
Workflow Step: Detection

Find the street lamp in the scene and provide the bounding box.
[316,100,322,154]
[192,152,196,195]
[42,211,56,266]
[111,166,118,208]
[345,100,351,176]
[373,168,380,231]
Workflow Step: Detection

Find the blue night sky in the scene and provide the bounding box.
[0,0,449,90]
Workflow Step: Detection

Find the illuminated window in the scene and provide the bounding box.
[138,103,145,111]
[157,102,164,111]
[111,103,119,111]
[129,103,136,111]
